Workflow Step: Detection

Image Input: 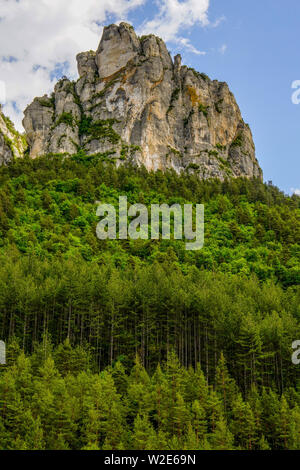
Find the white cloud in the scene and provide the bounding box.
[138,0,210,55]
[211,15,226,28]
[0,0,212,131]
[177,38,206,56]
[291,188,300,196]
[0,0,145,130]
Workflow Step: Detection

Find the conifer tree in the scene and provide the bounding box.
[277,395,291,449]
[215,352,237,414]
[184,425,199,450]
[127,354,153,419]
[173,392,190,440]
[258,435,270,450]
[210,416,234,450]
[191,400,207,444]
[132,414,156,450]
[207,389,223,433]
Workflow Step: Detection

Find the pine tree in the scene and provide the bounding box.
[191,400,207,445]
[127,354,153,419]
[289,406,300,450]
[258,435,270,450]
[132,414,156,450]
[184,363,208,406]
[173,392,190,440]
[24,416,45,450]
[102,401,126,450]
[110,360,129,396]
[183,425,199,450]
[207,389,222,433]
[146,430,168,450]
[231,394,257,449]
[215,352,237,414]
[210,416,234,450]
[261,388,280,447]
[152,363,171,434]
[277,395,291,449]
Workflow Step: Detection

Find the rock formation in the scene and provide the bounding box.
[0,106,26,165]
[19,23,262,179]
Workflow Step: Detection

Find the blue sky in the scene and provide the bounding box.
[191,0,300,195]
[0,0,299,194]
[129,0,300,194]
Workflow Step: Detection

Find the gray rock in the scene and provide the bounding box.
[22,23,263,180]
[77,51,97,77]
[96,22,140,79]
[0,105,27,165]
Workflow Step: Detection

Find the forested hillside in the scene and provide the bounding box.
[2,345,300,450]
[0,152,299,450]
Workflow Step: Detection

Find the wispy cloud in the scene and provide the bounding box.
[138,0,210,55]
[291,188,300,196]
[211,15,226,28]
[177,37,206,56]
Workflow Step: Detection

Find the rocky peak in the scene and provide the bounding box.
[21,23,262,180]
[96,22,140,79]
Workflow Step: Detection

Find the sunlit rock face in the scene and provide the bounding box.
[0,106,26,165]
[22,23,262,180]
[96,23,140,79]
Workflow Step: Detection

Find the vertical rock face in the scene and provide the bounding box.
[22,23,262,180]
[0,106,26,165]
[96,23,140,79]
[77,51,97,78]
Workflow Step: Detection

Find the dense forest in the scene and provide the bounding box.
[0,152,299,450]
[2,344,300,450]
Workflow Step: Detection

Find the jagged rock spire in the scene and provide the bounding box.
[21,23,262,180]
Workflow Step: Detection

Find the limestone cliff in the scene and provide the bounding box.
[0,106,26,165]
[22,22,262,180]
